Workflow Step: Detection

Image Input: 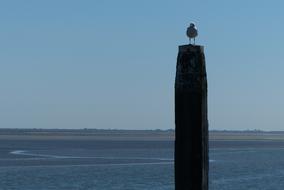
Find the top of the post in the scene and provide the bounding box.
[179,44,204,53]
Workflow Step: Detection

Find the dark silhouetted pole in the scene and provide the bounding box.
[175,44,208,190]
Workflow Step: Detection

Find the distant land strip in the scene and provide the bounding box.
[1,129,284,141]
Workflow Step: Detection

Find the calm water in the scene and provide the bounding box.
[1,139,284,189]
[210,140,284,190]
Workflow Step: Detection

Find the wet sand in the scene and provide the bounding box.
[0,129,175,141]
[1,129,284,141]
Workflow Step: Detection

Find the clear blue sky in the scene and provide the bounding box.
[1,0,284,130]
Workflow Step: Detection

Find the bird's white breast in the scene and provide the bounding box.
[187,27,198,38]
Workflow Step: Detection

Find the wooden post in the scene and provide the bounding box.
[174,44,208,190]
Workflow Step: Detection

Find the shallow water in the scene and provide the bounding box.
[0,140,174,190]
[1,139,284,189]
[210,140,284,190]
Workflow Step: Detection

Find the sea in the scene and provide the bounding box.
[1,138,284,190]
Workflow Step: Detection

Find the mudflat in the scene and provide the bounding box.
[0,129,175,141]
[210,130,284,141]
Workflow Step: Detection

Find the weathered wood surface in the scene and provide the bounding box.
[175,45,208,190]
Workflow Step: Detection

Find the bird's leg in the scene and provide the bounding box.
[189,38,191,44]
[194,38,195,45]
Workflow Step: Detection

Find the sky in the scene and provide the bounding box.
[1,0,284,130]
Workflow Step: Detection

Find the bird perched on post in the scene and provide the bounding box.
[186,23,198,45]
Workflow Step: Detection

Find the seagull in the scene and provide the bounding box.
[186,23,198,45]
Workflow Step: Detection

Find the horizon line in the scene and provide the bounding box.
[0,128,284,132]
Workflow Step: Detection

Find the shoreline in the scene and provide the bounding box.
[1,129,284,141]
